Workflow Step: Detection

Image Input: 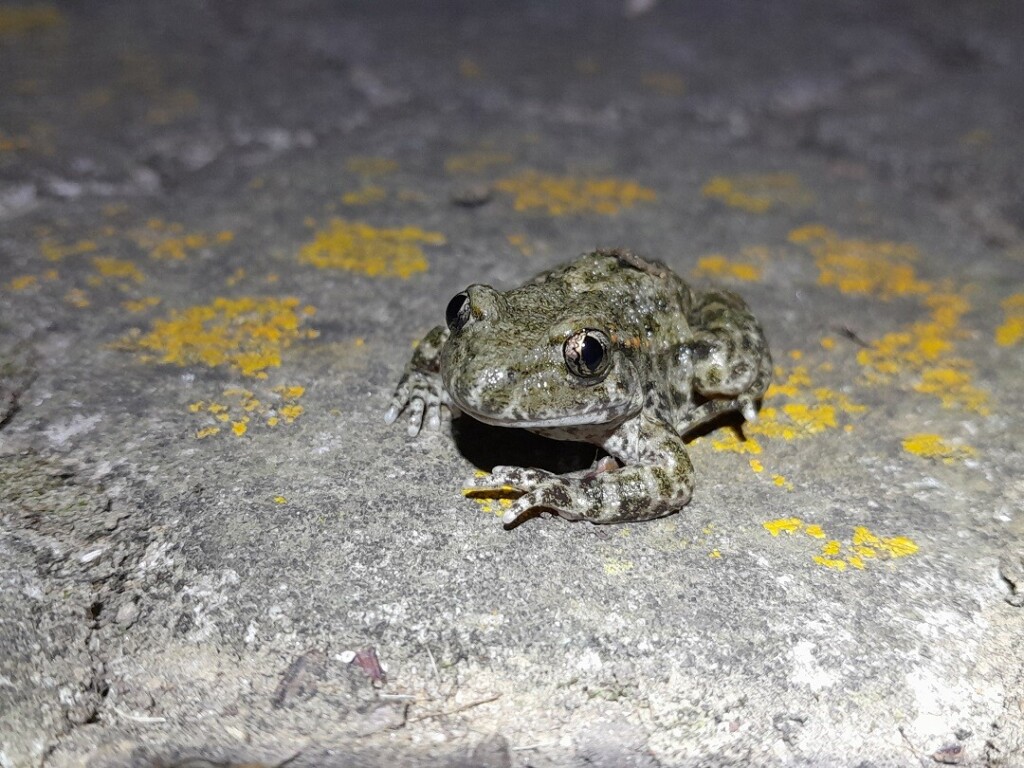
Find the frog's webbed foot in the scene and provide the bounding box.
[384,325,456,436]
[466,420,695,527]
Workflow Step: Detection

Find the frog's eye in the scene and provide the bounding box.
[563,330,611,379]
[445,292,471,332]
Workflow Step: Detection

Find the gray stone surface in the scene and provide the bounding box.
[1,1,1022,766]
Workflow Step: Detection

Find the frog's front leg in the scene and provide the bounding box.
[466,417,695,526]
[687,288,772,423]
[384,325,457,436]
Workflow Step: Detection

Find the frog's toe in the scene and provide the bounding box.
[405,398,426,436]
[740,396,758,423]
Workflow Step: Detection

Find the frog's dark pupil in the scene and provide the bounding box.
[581,335,604,372]
[446,292,470,331]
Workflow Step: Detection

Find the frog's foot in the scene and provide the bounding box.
[466,456,692,528]
[384,371,456,437]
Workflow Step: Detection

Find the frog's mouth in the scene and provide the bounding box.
[449,387,638,430]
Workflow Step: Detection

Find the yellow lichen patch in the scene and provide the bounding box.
[996,293,1024,347]
[145,88,199,125]
[749,459,764,473]
[506,233,534,256]
[693,254,762,282]
[122,296,161,313]
[465,484,517,517]
[0,5,64,35]
[0,131,32,152]
[763,517,803,536]
[122,296,318,378]
[346,156,398,176]
[92,256,144,284]
[856,289,989,414]
[641,71,686,96]
[445,151,513,174]
[788,225,929,299]
[64,288,90,308]
[702,173,813,214]
[8,274,38,291]
[764,518,918,571]
[746,365,866,443]
[128,220,234,261]
[40,237,98,262]
[342,185,387,206]
[188,382,308,438]
[298,218,443,278]
[195,425,220,439]
[902,433,977,464]
[458,57,483,79]
[273,496,287,504]
[711,430,762,454]
[603,557,634,576]
[772,474,794,491]
[494,170,656,216]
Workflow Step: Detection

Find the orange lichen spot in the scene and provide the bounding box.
[346,156,398,176]
[298,218,443,278]
[494,170,656,216]
[880,536,918,558]
[693,254,762,282]
[996,293,1024,347]
[64,288,90,308]
[40,237,98,262]
[187,401,204,413]
[274,385,305,399]
[273,496,287,504]
[195,426,220,439]
[458,57,483,79]
[746,366,865,444]
[342,185,387,205]
[0,131,32,152]
[0,5,64,35]
[93,256,144,283]
[901,433,977,464]
[763,517,803,536]
[702,173,813,213]
[121,296,318,378]
[8,275,38,291]
[231,420,248,437]
[466,487,516,517]
[789,225,929,299]
[225,267,246,287]
[820,337,836,350]
[749,459,764,473]
[445,151,513,174]
[709,549,722,559]
[122,296,161,313]
[641,71,685,96]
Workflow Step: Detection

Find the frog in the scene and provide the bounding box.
[385,248,772,527]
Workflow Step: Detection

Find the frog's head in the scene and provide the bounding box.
[440,283,644,428]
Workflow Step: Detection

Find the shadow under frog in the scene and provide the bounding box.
[386,249,772,528]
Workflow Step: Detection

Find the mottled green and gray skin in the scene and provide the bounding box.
[385,249,772,527]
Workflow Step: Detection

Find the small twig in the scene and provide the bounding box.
[424,644,442,684]
[833,324,871,348]
[113,707,167,724]
[407,693,501,723]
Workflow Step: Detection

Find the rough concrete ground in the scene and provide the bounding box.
[1,1,1023,766]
